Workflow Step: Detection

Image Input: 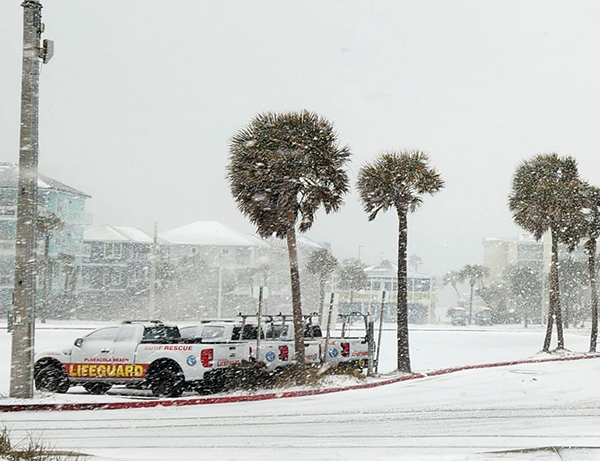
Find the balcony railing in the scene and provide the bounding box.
[0,240,15,253]
[0,206,17,219]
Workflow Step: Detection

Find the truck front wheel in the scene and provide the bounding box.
[147,361,184,398]
[34,364,70,394]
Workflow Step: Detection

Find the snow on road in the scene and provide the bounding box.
[2,358,600,460]
[0,323,598,460]
[0,322,591,396]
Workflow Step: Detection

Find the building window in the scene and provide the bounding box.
[104,268,122,286]
[236,248,251,266]
[82,243,92,258]
[0,222,15,241]
[133,267,147,282]
[105,242,122,259]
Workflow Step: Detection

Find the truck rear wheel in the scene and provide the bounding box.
[34,364,70,394]
[148,361,184,398]
[83,382,113,395]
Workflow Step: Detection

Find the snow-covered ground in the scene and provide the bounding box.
[0,322,591,399]
[0,323,598,460]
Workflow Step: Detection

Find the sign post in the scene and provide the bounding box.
[252,286,269,361]
[375,290,386,373]
[366,318,375,376]
[322,292,338,364]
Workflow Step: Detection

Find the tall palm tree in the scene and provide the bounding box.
[306,249,338,319]
[458,264,489,324]
[227,111,351,372]
[338,258,367,307]
[508,153,584,351]
[576,183,600,352]
[408,254,423,273]
[443,270,463,304]
[36,211,64,320]
[504,264,542,328]
[357,151,444,373]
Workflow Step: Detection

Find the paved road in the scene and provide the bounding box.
[2,358,600,461]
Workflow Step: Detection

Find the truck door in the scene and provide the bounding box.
[69,327,119,379]
[112,325,140,365]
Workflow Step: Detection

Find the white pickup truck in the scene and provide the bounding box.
[34,320,249,397]
[182,314,372,371]
[180,317,322,371]
[308,312,372,370]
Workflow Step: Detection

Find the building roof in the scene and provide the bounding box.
[0,162,90,198]
[364,260,430,279]
[264,234,326,251]
[159,221,269,247]
[84,225,154,243]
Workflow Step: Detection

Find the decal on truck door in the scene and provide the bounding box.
[341,343,350,357]
[278,345,289,361]
[64,363,148,378]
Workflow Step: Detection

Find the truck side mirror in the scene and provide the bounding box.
[74,338,83,347]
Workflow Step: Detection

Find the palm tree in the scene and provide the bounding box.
[458,264,489,324]
[36,211,64,320]
[575,183,600,351]
[508,153,584,351]
[408,254,423,273]
[338,258,367,308]
[557,257,588,329]
[227,110,351,372]
[306,249,338,319]
[357,151,444,373]
[504,264,542,328]
[443,270,463,304]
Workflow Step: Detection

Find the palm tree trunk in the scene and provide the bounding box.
[286,225,306,374]
[396,209,411,373]
[588,238,598,353]
[552,230,565,350]
[451,283,461,302]
[317,275,326,320]
[468,283,474,324]
[544,227,564,351]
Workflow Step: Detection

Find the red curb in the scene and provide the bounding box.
[2,353,599,412]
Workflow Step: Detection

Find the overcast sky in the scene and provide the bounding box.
[1,1,600,279]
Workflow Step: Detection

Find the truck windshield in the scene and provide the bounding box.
[141,326,181,343]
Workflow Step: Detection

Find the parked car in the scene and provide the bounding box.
[449,307,467,326]
[474,308,493,326]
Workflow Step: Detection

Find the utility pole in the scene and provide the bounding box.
[217,249,223,318]
[10,0,49,399]
[148,222,157,319]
